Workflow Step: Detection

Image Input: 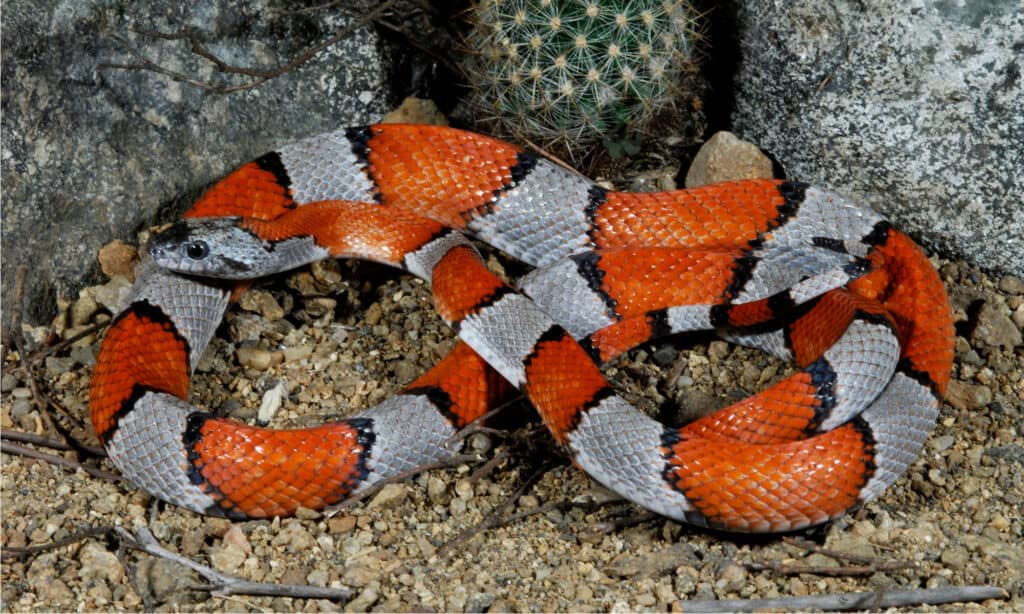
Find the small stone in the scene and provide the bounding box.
[940,546,969,569]
[685,131,774,188]
[239,289,285,320]
[998,275,1024,294]
[69,292,99,327]
[707,341,730,361]
[467,432,492,454]
[929,435,956,452]
[344,587,380,613]
[98,240,138,279]
[518,494,540,510]
[236,346,283,370]
[651,345,677,366]
[92,276,133,312]
[427,476,448,503]
[382,96,448,125]
[295,506,322,520]
[328,514,358,534]
[367,483,408,510]
[78,542,125,583]
[607,543,699,578]
[944,380,993,410]
[209,541,248,574]
[971,300,1022,350]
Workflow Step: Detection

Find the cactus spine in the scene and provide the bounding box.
[463,0,701,150]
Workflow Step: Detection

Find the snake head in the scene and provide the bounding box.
[147,218,275,279]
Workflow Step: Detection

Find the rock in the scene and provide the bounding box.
[367,483,408,510]
[382,97,447,126]
[238,289,286,320]
[731,2,1022,277]
[97,240,138,279]
[685,131,774,188]
[2,0,394,325]
[999,275,1024,295]
[606,542,699,578]
[971,300,1022,350]
[945,379,994,411]
[236,346,283,371]
[78,542,125,583]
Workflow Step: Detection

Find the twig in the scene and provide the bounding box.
[117,526,351,601]
[1,526,114,562]
[743,559,915,577]
[589,509,659,534]
[7,266,30,356]
[675,585,1008,613]
[438,461,553,556]
[0,440,121,483]
[98,0,401,94]
[2,430,74,450]
[31,320,109,361]
[466,447,511,485]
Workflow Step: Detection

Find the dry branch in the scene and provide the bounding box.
[675,585,1008,612]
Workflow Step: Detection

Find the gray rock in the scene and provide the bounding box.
[2,0,394,324]
[731,1,1022,276]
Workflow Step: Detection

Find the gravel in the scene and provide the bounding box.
[2,207,1021,612]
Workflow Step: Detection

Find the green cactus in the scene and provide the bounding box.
[462,0,702,151]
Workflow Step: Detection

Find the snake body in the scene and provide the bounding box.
[90,124,954,532]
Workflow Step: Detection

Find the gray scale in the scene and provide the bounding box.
[106,392,218,514]
[856,373,939,502]
[354,394,459,490]
[277,129,378,203]
[817,320,901,431]
[734,246,855,305]
[771,187,884,254]
[403,231,474,282]
[467,159,594,268]
[457,294,555,386]
[568,396,697,521]
[519,259,616,339]
[666,305,714,334]
[127,262,230,372]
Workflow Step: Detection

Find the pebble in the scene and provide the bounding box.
[944,379,994,410]
[328,514,357,534]
[367,483,409,510]
[998,275,1024,294]
[77,542,124,583]
[239,289,286,320]
[971,300,1022,350]
[236,346,283,370]
[685,131,773,188]
[607,543,699,578]
[97,240,138,279]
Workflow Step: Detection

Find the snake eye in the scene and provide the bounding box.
[186,240,209,260]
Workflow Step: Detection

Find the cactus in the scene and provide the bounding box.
[462,0,702,151]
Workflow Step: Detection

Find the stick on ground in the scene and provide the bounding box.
[675,585,1008,613]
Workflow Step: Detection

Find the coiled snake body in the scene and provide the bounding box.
[90,124,953,532]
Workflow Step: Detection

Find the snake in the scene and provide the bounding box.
[89,124,953,533]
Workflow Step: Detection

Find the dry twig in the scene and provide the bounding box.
[1,439,121,482]
[117,526,351,602]
[97,0,401,94]
[0,526,113,562]
[675,584,1008,613]
[743,558,915,577]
